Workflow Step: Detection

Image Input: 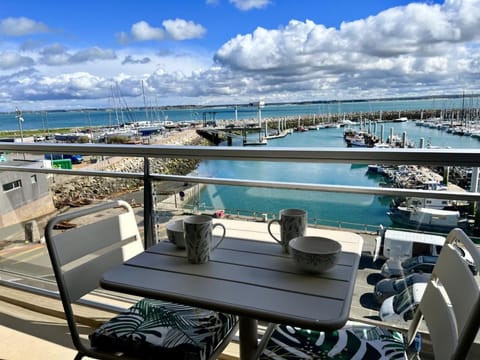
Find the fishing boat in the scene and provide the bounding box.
[387,206,469,233]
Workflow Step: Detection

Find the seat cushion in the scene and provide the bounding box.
[260,322,409,359]
[90,298,238,360]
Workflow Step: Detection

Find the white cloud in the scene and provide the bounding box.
[212,0,480,102]
[0,51,34,69]
[0,17,50,36]
[121,19,205,43]
[2,1,480,111]
[38,45,117,65]
[131,21,166,41]
[229,0,271,11]
[162,19,206,40]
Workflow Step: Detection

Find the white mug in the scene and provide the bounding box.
[183,215,226,264]
[268,208,307,253]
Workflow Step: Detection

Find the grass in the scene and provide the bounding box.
[0,128,80,138]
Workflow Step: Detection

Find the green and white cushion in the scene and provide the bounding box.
[90,298,237,360]
[260,322,410,359]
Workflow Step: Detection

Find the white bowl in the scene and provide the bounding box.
[289,236,342,273]
[166,219,185,248]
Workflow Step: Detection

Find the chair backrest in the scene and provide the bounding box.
[45,200,144,352]
[407,228,480,360]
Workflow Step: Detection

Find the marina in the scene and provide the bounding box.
[3,100,480,234]
[193,119,480,233]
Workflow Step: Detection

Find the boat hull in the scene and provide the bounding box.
[387,206,468,233]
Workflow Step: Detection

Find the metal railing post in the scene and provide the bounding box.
[143,157,155,248]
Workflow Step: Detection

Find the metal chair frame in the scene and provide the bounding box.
[45,200,236,359]
[256,227,480,359]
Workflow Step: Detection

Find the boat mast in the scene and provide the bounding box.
[142,80,148,121]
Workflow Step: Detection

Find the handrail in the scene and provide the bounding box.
[1,145,480,201]
[0,166,477,201]
[2,142,480,246]
[2,142,480,166]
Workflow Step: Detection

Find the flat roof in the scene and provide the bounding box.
[385,229,446,246]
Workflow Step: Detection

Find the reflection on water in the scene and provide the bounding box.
[194,122,480,230]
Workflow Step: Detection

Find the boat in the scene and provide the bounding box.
[265,130,291,140]
[295,126,308,132]
[243,137,267,146]
[387,206,469,233]
[349,137,369,147]
[390,180,470,214]
[367,164,386,174]
[137,123,166,136]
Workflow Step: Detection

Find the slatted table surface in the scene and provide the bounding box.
[101,218,364,360]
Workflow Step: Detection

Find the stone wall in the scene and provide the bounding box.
[50,130,206,208]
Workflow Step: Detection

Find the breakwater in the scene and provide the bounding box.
[50,130,205,208]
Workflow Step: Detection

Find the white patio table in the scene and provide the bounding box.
[100,219,364,360]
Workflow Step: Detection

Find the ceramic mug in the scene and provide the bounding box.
[166,219,185,249]
[268,208,307,253]
[183,215,226,264]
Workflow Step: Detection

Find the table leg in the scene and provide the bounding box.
[239,316,258,360]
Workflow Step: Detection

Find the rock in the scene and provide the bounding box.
[50,129,204,208]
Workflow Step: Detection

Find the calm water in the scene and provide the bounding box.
[3,99,479,230]
[195,122,480,230]
[0,96,471,132]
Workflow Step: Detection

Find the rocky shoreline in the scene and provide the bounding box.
[50,129,207,208]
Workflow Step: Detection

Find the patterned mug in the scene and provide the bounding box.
[183,215,226,264]
[268,209,307,253]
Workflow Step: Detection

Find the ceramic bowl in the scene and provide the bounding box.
[166,219,185,248]
[289,236,342,273]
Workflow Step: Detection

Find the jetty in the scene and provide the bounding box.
[197,125,279,146]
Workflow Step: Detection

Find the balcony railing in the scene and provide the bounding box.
[1,142,479,358]
[2,142,480,243]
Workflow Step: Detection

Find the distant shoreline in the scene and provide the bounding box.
[2,92,478,115]
[0,108,460,138]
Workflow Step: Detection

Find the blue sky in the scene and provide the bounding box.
[0,0,478,111]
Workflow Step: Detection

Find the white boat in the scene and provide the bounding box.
[387,206,469,233]
[393,180,469,212]
[349,137,368,147]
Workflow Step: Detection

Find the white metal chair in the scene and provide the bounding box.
[257,227,480,359]
[45,200,238,360]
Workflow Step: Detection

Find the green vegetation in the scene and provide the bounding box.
[0,128,74,138]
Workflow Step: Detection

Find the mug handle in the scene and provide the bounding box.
[212,223,226,249]
[267,219,282,244]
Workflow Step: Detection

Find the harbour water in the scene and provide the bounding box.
[195,122,480,230]
[3,98,480,230]
[0,95,472,132]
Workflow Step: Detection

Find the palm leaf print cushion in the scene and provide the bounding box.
[90,298,237,359]
[260,322,418,359]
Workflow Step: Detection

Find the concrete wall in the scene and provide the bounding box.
[0,171,55,227]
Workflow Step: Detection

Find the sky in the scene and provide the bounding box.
[0,0,479,112]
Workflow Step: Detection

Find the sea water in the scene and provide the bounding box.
[194,122,480,230]
[0,96,470,132]
[2,99,479,230]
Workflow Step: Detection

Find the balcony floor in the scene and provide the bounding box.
[1,299,84,359]
[1,218,479,359]
[0,285,240,360]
